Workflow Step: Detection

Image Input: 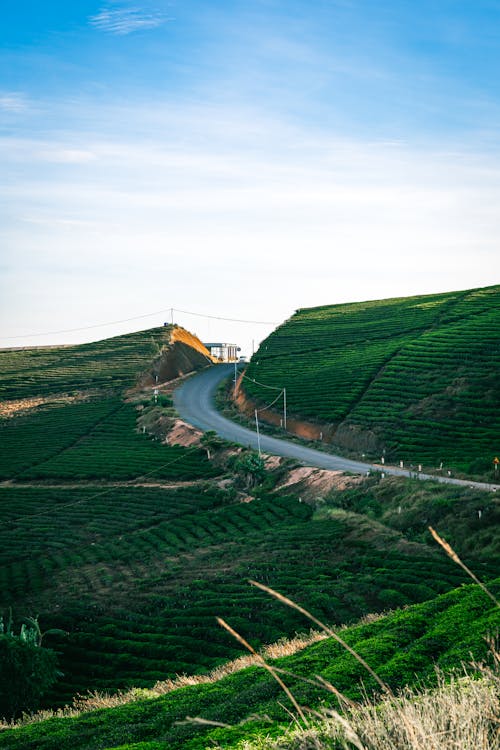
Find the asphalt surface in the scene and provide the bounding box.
[173,364,499,492]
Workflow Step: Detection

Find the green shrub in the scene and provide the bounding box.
[0,632,59,719]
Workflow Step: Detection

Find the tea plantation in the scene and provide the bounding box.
[0,318,499,749]
[242,285,500,473]
[0,579,498,750]
[1,472,497,708]
[0,396,216,481]
[0,327,174,400]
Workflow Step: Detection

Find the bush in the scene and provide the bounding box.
[234,452,266,489]
[0,634,59,719]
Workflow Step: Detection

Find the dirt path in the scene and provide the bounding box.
[0,480,205,489]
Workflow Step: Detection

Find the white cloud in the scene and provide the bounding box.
[38,148,98,164]
[89,6,167,35]
[0,92,30,113]
[2,100,500,351]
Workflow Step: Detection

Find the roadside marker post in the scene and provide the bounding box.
[255,410,262,457]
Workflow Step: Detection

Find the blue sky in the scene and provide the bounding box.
[2,1,500,353]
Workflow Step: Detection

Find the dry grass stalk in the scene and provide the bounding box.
[216,616,309,726]
[182,716,231,728]
[235,673,498,750]
[249,579,393,697]
[264,631,326,659]
[352,673,499,750]
[248,580,427,748]
[428,526,500,608]
[6,629,325,727]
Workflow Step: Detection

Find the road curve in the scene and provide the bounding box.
[173,364,499,492]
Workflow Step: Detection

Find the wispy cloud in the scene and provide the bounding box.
[0,92,30,113]
[89,6,167,35]
[2,98,500,350]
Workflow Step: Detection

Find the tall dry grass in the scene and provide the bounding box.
[1,630,326,729]
[215,526,500,750]
[234,670,499,749]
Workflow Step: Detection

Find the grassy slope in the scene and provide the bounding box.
[0,579,498,750]
[0,321,498,741]
[322,474,500,560]
[0,328,218,703]
[0,395,216,481]
[1,475,498,707]
[0,328,174,400]
[242,285,500,474]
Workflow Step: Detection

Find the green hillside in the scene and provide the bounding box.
[0,321,499,748]
[0,396,216,481]
[0,328,173,400]
[0,327,220,704]
[242,285,500,475]
[0,579,498,749]
[0,471,497,708]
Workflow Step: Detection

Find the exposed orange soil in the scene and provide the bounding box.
[165,418,204,448]
[136,326,215,391]
[169,326,215,362]
[276,466,363,498]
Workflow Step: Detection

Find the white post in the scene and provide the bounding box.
[255,409,261,457]
[283,388,287,431]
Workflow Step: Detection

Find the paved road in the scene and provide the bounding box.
[173,364,499,492]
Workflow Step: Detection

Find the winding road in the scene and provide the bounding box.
[173,364,499,492]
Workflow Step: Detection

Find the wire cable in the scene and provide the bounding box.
[255,389,285,414]
[174,308,278,325]
[3,308,279,340]
[1,309,176,340]
[239,371,283,391]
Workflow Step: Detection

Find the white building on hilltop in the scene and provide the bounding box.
[204,342,239,362]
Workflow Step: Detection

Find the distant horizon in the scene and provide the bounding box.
[2,281,498,358]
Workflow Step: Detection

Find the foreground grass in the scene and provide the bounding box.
[1,579,498,749]
[236,672,499,750]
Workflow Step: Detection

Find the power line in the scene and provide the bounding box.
[255,388,285,414]
[240,371,283,391]
[2,307,279,341]
[174,308,278,325]
[1,309,175,340]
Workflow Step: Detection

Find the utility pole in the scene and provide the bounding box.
[255,409,261,457]
[283,388,287,431]
[170,308,174,325]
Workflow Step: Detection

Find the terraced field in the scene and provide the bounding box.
[1,318,498,724]
[2,480,489,706]
[1,578,498,750]
[0,396,216,481]
[0,328,174,400]
[242,285,500,473]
